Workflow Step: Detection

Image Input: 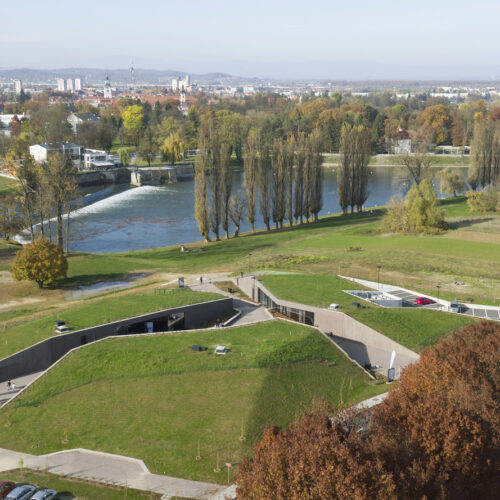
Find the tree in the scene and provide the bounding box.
[118,148,131,167]
[383,195,409,233]
[469,121,499,189]
[43,153,78,249]
[0,194,22,241]
[438,167,467,196]
[162,132,184,164]
[258,138,272,231]
[220,143,232,239]
[194,133,210,242]
[406,179,445,232]
[121,105,144,147]
[271,139,286,229]
[238,321,500,500]
[399,153,433,185]
[338,124,370,213]
[418,104,451,144]
[466,188,498,213]
[229,189,246,237]
[11,237,68,288]
[137,129,157,167]
[243,129,258,232]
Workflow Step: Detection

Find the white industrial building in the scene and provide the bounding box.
[172,75,190,92]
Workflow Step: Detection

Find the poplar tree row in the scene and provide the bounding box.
[194,113,325,241]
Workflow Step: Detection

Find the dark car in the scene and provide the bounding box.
[0,482,15,499]
[414,297,433,306]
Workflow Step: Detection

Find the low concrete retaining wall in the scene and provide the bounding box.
[0,298,233,383]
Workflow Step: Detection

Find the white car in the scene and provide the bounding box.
[328,303,340,310]
[6,484,37,500]
[215,345,227,355]
[55,324,69,333]
[31,489,58,500]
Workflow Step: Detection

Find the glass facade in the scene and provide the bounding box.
[258,288,314,326]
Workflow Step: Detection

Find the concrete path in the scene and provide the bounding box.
[0,448,234,499]
[189,281,273,326]
[356,391,389,410]
[342,276,500,322]
[0,371,44,405]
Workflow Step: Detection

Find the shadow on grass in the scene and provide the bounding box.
[448,217,494,229]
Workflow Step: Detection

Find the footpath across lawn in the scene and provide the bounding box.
[259,273,474,352]
[0,288,222,360]
[0,320,384,483]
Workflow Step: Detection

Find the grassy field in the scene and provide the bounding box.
[0,288,221,360]
[1,470,160,499]
[58,197,500,306]
[259,273,474,352]
[0,320,384,483]
[0,176,19,198]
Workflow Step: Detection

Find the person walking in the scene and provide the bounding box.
[7,380,12,391]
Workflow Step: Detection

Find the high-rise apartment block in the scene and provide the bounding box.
[14,79,22,95]
[74,78,82,91]
[57,79,66,91]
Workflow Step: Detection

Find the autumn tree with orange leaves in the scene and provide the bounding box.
[237,321,499,500]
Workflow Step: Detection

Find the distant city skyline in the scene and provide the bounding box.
[3,0,500,80]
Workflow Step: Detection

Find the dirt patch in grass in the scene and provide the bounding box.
[444,230,500,245]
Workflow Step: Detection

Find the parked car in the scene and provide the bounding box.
[0,482,15,499]
[55,324,69,333]
[6,485,36,500]
[31,489,57,500]
[215,345,227,355]
[414,297,434,306]
[450,301,463,313]
[328,303,340,310]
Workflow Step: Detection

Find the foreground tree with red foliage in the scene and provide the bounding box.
[237,321,499,499]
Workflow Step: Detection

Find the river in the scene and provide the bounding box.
[35,166,468,253]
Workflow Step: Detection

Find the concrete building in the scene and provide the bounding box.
[392,127,411,154]
[74,78,82,91]
[66,78,74,92]
[67,112,99,133]
[13,79,22,95]
[57,79,66,92]
[29,142,83,166]
[172,75,190,92]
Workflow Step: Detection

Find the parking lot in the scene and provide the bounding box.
[387,287,500,321]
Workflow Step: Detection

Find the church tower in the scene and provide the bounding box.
[104,74,113,98]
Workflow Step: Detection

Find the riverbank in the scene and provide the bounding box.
[322,153,470,168]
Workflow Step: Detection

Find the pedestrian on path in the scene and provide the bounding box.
[200,276,203,285]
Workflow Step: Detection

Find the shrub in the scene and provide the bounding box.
[466,188,498,213]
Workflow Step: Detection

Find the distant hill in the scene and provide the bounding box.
[0,68,233,84]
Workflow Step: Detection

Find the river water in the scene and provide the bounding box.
[48,166,467,253]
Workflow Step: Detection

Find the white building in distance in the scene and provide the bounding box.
[66,78,74,92]
[74,78,82,91]
[67,112,100,133]
[13,79,22,95]
[172,75,190,92]
[57,79,66,91]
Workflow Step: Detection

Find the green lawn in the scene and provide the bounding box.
[0,320,384,483]
[1,470,159,499]
[0,288,221,360]
[259,273,474,352]
[0,176,19,198]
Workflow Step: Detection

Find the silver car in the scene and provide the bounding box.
[31,489,58,500]
[6,484,37,500]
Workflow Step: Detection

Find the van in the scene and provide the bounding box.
[450,301,462,313]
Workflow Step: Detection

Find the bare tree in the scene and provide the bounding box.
[220,143,232,239]
[272,139,286,229]
[258,137,272,231]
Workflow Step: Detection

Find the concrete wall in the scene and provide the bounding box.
[0,298,232,383]
[77,168,131,187]
[236,276,419,366]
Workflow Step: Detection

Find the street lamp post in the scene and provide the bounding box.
[248,253,252,276]
[377,265,382,291]
[436,285,441,302]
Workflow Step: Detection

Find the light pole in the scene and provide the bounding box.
[248,253,252,275]
[377,265,382,291]
[436,285,441,302]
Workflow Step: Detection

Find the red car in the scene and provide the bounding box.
[0,481,15,499]
[414,297,433,305]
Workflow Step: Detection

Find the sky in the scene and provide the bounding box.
[2,0,500,80]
